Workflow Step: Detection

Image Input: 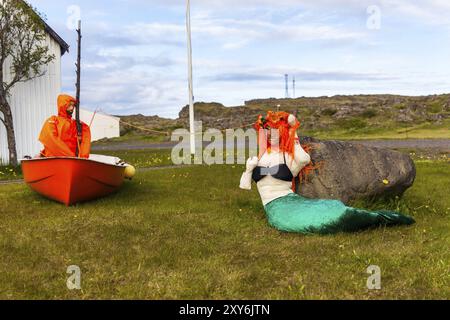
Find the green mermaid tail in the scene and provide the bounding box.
[264,193,415,235]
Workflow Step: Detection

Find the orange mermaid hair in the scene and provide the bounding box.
[254,111,319,191]
[254,111,299,158]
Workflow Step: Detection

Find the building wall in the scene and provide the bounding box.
[0,35,62,164]
[79,109,120,142]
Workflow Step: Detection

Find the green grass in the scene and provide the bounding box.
[394,149,449,162]
[0,159,448,299]
[0,149,173,181]
[93,133,169,145]
[304,119,450,140]
[100,149,173,168]
[0,165,22,181]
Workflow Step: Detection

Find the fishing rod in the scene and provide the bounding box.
[75,20,82,157]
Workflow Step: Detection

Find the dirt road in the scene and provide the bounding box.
[92,139,450,152]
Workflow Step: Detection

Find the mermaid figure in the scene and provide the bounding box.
[240,111,415,234]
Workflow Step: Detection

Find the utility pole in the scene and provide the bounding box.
[292,76,296,99]
[285,74,289,99]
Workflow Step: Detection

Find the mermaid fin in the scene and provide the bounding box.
[305,208,415,235]
[375,210,416,226]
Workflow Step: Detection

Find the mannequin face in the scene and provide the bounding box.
[265,127,280,147]
[66,102,75,117]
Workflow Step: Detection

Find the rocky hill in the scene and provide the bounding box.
[120,94,450,137]
[119,114,184,136]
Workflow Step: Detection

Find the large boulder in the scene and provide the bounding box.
[298,137,416,205]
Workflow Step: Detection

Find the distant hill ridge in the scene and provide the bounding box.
[119,94,450,135]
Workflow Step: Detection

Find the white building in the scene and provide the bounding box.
[80,109,121,142]
[0,10,69,164]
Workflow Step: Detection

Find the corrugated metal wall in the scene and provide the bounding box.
[0,35,62,165]
[80,109,121,142]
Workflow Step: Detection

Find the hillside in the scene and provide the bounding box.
[119,114,183,136]
[118,94,450,140]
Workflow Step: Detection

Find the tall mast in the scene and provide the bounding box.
[75,20,82,157]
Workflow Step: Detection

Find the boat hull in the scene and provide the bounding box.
[21,157,126,206]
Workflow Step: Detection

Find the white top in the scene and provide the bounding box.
[89,154,122,165]
[240,142,311,206]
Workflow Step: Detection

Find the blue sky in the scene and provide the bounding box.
[29,0,450,118]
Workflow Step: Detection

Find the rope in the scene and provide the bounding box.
[219,122,254,133]
[89,103,261,136]
[120,118,255,136]
[120,119,170,135]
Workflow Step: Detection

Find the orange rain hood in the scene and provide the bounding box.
[39,94,91,158]
[57,94,77,118]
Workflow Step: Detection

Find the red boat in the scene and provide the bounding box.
[21,156,127,206]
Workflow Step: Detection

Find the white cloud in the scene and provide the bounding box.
[113,14,366,53]
[30,0,450,118]
[385,0,450,27]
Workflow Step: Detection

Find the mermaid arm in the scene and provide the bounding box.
[293,138,311,168]
[288,135,311,176]
[240,157,259,190]
[240,171,253,190]
[287,114,311,174]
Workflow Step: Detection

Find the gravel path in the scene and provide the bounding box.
[349,139,450,150]
[92,142,177,151]
[92,139,450,151]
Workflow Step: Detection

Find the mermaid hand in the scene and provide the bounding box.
[246,157,259,172]
[288,114,298,127]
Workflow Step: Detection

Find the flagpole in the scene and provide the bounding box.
[186,0,196,155]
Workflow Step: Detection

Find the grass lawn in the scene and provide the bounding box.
[303,119,450,140]
[0,165,21,181]
[0,149,174,182]
[93,133,169,145]
[0,158,448,299]
[101,149,174,168]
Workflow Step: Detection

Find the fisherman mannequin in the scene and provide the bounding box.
[240,111,415,235]
[39,94,91,158]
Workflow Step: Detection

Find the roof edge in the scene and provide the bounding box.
[44,23,70,55]
[21,0,70,55]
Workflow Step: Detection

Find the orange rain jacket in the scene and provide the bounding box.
[39,94,91,158]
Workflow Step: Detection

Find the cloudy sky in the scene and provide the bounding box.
[29,0,450,118]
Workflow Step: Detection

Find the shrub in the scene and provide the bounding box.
[321,108,338,116]
[336,118,368,130]
[394,103,407,110]
[427,102,443,114]
[361,109,378,118]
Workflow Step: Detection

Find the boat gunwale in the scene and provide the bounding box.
[20,157,127,169]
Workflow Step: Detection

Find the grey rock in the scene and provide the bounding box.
[396,112,414,123]
[427,114,444,122]
[297,137,416,205]
[333,106,353,119]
